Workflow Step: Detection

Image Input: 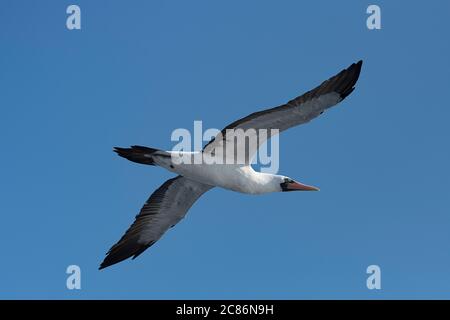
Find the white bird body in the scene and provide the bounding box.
[153,151,280,194]
[100,60,363,269]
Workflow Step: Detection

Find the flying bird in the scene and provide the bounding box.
[99,60,363,269]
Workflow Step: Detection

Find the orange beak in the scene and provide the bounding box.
[287,181,320,191]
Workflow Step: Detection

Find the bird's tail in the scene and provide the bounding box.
[113,145,166,166]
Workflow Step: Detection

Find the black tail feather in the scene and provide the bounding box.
[113,145,159,165]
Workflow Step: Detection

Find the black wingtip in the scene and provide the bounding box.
[131,241,155,260]
[355,60,363,77]
[98,257,121,270]
[99,257,113,270]
[98,240,156,270]
[339,60,363,100]
[99,260,109,270]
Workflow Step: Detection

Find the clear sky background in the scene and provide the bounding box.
[1,0,449,299]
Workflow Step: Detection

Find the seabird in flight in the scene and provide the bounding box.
[99,60,363,269]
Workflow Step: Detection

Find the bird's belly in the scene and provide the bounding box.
[171,163,252,193]
[153,152,260,193]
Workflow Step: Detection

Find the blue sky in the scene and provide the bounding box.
[1,0,450,299]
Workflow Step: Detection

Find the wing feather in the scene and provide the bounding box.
[203,60,362,162]
[99,176,213,269]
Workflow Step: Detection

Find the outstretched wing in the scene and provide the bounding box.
[100,176,213,269]
[203,60,362,163]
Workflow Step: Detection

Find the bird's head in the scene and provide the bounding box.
[278,176,320,192]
